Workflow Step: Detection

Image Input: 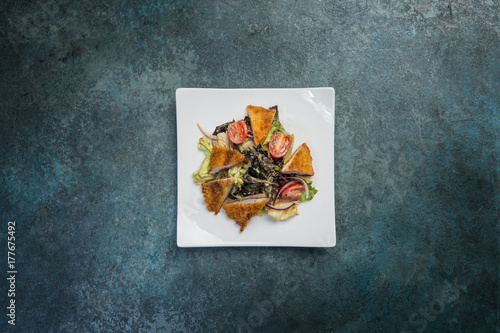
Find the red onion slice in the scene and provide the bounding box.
[197,123,218,140]
[266,201,299,210]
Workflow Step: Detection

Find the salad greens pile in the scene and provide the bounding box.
[193,107,317,221]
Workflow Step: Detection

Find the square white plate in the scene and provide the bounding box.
[176,88,335,247]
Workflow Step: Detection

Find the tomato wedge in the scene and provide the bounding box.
[269,132,292,158]
[227,120,248,144]
[281,183,305,201]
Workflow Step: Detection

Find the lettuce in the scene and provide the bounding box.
[198,137,213,155]
[192,156,214,185]
[267,202,299,220]
[298,177,318,201]
[258,206,269,216]
[228,163,249,189]
[215,132,229,148]
[193,137,215,185]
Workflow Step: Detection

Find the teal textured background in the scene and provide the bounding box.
[0,0,498,332]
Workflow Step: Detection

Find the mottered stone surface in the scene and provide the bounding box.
[0,0,498,332]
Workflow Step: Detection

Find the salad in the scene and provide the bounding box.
[193,105,317,230]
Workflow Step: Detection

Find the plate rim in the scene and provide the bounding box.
[176,87,335,248]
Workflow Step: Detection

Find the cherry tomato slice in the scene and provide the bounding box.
[281,183,306,201]
[269,132,292,158]
[227,120,248,144]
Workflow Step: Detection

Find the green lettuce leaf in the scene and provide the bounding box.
[192,156,214,185]
[198,137,213,155]
[193,137,215,185]
[267,202,299,220]
[299,176,318,201]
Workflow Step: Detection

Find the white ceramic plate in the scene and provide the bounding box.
[176,88,335,247]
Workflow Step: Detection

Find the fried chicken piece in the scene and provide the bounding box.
[282,143,315,176]
[222,198,270,231]
[201,178,235,215]
[247,105,276,145]
[209,146,247,174]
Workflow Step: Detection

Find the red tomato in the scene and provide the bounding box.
[269,132,292,158]
[227,120,248,144]
[281,183,305,201]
